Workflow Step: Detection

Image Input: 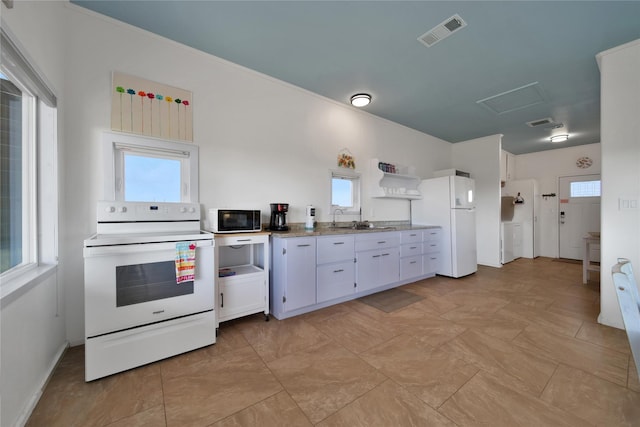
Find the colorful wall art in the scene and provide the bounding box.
[111,72,193,142]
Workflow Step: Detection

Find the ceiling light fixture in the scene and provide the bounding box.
[350,93,371,107]
[550,134,569,143]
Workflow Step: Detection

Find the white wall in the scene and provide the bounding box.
[60,5,452,344]
[597,40,640,329]
[1,2,68,427]
[514,143,602,258]
[452,134,503,268]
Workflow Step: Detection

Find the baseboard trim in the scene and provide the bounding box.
[14,341,69,427]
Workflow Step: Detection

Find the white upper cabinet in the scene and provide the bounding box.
[500,150,516,182]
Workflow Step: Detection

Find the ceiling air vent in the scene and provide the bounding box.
[526,118,554,128]
[526,118,565,129]
[418,14,467,48]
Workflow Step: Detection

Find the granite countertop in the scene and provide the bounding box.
[269,222,440,238]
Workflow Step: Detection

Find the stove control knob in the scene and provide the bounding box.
[119,206,127,213]
[189,207,196,213]
[105,206,116,213]
[179,207,187,213]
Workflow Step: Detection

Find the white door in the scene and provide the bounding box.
[558,175,601,260]
[283,238,317,312]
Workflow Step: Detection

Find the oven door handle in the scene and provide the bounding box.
[84,239,213,256]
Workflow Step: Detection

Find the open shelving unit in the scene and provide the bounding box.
[215,233,270,326]
[370,158,422,199]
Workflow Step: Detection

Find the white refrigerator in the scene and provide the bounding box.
[411,176,477,278]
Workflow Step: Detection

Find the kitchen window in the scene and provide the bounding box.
[103,131,199,202]
[1,28,58,293]
[331,170,360,214]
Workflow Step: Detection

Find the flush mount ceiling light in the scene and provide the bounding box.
[350,93,371,107]
[550,134,569,143]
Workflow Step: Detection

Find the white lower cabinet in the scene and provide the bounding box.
[271,236,317,318]
[215,233,270,325]
[271,227,440,319]
[400,230,424,281]
[218,271,265,321]
[423,228,442,275]
[355,232,400,292]
[316,235,355,303]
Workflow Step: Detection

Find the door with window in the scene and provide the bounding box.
[558,175,601,260]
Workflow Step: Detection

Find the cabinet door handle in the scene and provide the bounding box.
[333,269,344,273]
[297,244,311,247]
[430,244,437,247]
[236,238,251,242]
[220,293,224,308]
[430,257,437,260]
[410,261,417,264]
[410,233,417,237]
[382,253,390,256]
[372,254,381,258]
[410,246,417,250]
[377,241,386,244]
[333,242,345,245]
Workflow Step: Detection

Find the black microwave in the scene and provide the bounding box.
[208,209,261,233]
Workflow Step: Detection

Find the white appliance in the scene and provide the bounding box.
[502,179,539,258]
[305,205,315,230]
[83,201,216,381]
[411,176,477,277]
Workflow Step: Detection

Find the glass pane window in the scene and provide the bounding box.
[124,153,181,202]
[106,132,199,203]
[332,177,353,208]
[331,171,360,213]
[1,73,29,274]
[570,180,601,198]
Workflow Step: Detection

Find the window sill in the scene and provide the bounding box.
[1,263,58,306]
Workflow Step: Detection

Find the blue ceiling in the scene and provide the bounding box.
[71,1,640,154]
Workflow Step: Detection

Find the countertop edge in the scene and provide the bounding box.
[269,225,441,238]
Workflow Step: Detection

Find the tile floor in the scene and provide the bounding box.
[26,258,640,426]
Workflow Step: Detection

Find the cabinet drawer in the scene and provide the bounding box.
[423,228,442,242]
[317,235,355,264]
[355,232,400,252]
[400,230,423,244]
[401,243,423,257]
[424,253,440,274]
[401,255,423,280]
[424,241,440,253]
[317,261,355,303]
[215,234,268,246]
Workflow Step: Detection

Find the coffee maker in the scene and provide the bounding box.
[270,203,289,231]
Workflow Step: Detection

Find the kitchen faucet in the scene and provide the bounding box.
[332,208,344,227]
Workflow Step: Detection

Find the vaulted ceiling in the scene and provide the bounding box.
[72,1,640,154]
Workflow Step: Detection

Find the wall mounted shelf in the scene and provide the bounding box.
[370,158,422,199]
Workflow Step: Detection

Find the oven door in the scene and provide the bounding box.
[84,239,214,337]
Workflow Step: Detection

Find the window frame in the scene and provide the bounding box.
[330,169,361,215]
[102,131,199,203]
[0,26,58,298]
